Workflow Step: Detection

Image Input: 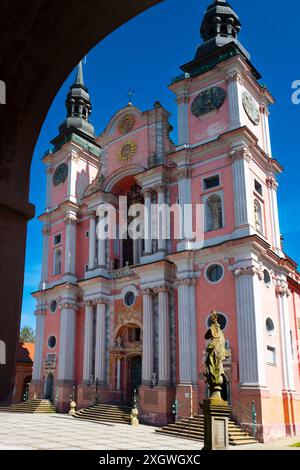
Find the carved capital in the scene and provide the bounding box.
[84,299,93,307]
[88,210,96,219]
[140,288,153,296]
[95,296,107,305]
[266,174,278,191]
[234,265,263,279]
[153,285,169,294]
[142,188,154,199]
[175,278,192,287]
[46,167,54,175]
[176,166,191,181]
[67,151,79,163]
[64,212,77,225]
[59,301,78,311]
[230,145,252,163]
[34,307,47,316]
[42,225,51,236]
[226,71,244,86]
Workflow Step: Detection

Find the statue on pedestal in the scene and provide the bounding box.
[204,310,230,403]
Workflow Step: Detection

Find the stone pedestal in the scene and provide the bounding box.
[201,400,231,450]
[56,382,75,413]
[139,385,175,426]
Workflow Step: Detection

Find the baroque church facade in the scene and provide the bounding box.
[30,0,300,442]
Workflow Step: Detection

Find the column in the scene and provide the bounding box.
[88,210,96,270]
[143,189,152,255]
[45,166,53,209]
[157,286,171,385]
[260,105,272,156]
[40,224,50,288]
[230,146,252,229]
[177,279,197,384]
[57,301,77,382]
[157,186,167,253]
[32,308,46,381]
[234,266,266,387]
[177,92,189,145]
[277,283,295,391]
[82,301,94,383]
[67,151,78,203]
[267,175,282,255]
[226,72,244,129]
[116,356,121,391]
[97,209,106,268]
[64,211,77,275]
[94,298,106,384]
[141,289,154,384]
[176,167,192,241]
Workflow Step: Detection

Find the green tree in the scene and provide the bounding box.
[19,325,35,343]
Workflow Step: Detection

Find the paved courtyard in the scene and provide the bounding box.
[0,413,299,450]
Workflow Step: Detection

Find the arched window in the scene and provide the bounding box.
[206,194,223,231]
[254,199,263,234]
[53,248,62,275]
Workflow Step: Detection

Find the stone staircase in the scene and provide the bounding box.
[73,403,131,425]
[156,415,258,446]
[0,399,56,414]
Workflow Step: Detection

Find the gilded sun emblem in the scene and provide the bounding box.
[118,114,135,135]
[118,140,137,163]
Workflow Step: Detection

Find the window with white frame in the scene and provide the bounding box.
[267,346,276,365]
[254,199,263,234]
[205,194,223,231]
[53,248,62,275]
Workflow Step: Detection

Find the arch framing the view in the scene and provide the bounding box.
[0,0,162,405]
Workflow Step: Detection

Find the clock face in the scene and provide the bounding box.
[242,91,260,125]
[118,140,137,163]
[191,87,226,118]
[53,163,68,186]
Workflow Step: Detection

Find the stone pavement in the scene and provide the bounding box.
[0,412,299,450]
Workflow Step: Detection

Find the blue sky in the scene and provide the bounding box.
[21,0,300,330]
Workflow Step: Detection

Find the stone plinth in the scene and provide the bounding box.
[139,385,175,426]
[201,399,231,450]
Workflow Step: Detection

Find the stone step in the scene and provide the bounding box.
[0,399,56,414]
[156,415,259,446]
[73,403,131,425]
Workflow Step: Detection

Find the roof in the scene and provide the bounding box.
[17,342,35,363]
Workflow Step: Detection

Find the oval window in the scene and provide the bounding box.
[48,335,56,349]
[50,300,57,313]
[124,291,135,307]
[206,264,224,283]
[207,313,227,330]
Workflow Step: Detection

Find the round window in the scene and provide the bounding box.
[124,291,135,307]
[48,335,56,349]
[207,313,227,330]
[50,300,57,313]
[263,269,271,287]
[206,264,224,283]
[266,318,275,336]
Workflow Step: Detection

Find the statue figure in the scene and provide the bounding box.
[204,311,230,402]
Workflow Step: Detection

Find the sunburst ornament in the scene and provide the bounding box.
[118,140,137,163]
[118,114,135,135]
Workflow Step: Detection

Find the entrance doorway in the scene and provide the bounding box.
[45,373,54,400]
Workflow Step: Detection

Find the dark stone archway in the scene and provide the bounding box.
[0,0,162,404]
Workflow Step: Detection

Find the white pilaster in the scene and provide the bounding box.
[156,286,171,385]
[230,146,252,231]
[67,152,78,203]
[260,105,272,156]
[82,301,94,383]
[40,225,50,288]
[57,301,77,382]
[177,278,197,384]
[116,356,121,391]
[267,175,282,255]
[226,72,244,129]
[234,265,266,387]
[157,186,167,253]
[88,211,96,270]
[177,93,189,145]
[176,167,192,242]
[94,299,106,384]
[64,211,77,276]
[141,289,154,384]
[277,282,295,391]
[45,167,53,209]
[32,308,46,381]
[143,189,153,255]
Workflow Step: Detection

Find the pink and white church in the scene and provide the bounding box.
[30,0,300,442]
